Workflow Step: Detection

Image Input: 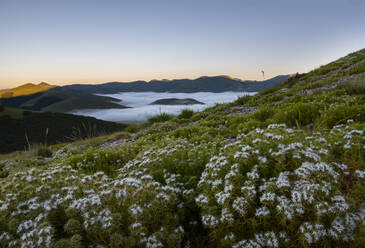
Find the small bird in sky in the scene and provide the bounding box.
[261,70,265,80]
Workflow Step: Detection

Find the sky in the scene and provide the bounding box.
[0,0,364,89]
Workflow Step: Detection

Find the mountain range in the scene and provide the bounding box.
[54,75,290,94]
[0,75,290,113]
[0,90,128,113]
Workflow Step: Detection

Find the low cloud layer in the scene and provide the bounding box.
[71,92,256,122]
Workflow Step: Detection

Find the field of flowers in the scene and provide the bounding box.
[1,49,365,247]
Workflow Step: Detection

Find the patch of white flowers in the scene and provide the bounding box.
[197,124,365,247]
[0,122,364,247]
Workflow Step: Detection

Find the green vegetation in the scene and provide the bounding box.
[0,107,34,119]
[178,109,195,119]
[0,108,127,154]
[37,145,53,158]
[147,113,173,124]
[0,49,365,247]
[125,124,140,133]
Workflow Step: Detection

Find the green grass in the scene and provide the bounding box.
[147,113,174,124]
[0,107,33,119]
[339,74,365,94]
[178,109,194,119]
[1,48,365,247]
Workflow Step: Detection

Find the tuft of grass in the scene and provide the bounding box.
[148,113,173,124]
[178,109,194,119]
[317,104,365,128]
[273,103,319,128]
[0,163,9,178]
[339,81,365,95]
[125,124,140,133]
[253,105,274,122]
[36,145,53,158]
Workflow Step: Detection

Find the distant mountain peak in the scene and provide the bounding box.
[0,82,56,98]
[38,82,52,86]
[216,75,243,81]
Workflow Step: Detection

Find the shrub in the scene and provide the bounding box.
[0,170,9,178]
[196,124,365,247]
[318,104,365,128]
[274,103,319,128]
[70,234,84,248]
[125,124,139,133]
[54,239,70,248]
[234,95,252,105]
[339,81,365,95]
[37,145,52,158]
[68,146,138,175]
[148,113,173,124]
[345,61,365,75]
[253,106,274,122]
[64,219,83,234]
[0,163,8,178]
[178,109,194,119]
[110,233,124,248]
[172,126,204,139]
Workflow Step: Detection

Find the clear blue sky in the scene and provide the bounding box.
[0,0,364,88]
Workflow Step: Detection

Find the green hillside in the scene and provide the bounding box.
[0,106,127,154]
[0,82,55,98]
[0,49,365,247]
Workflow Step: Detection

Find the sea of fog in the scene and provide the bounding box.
[71,91,257,122]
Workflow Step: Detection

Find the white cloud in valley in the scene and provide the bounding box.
[71,92,256,122]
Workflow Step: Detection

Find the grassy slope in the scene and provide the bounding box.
[0,83,55,98]
[0,49,365,247]
[0,107,128,154]
[0,107,37,119]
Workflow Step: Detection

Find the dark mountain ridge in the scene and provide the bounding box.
[55,75,290,94]
[0,89,128,113]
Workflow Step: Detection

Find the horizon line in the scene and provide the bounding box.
[2,74,291,90]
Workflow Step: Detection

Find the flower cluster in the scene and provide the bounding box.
[196,124,365,247]
[0,122,364,247]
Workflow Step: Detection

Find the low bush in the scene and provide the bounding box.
[125,124,140,133]
[253,106,274,122]
[178,109,194,119]
[0,163,9,178]
[37,145,52,158]
[234,95,252,105]
[274,103,319,128]
[339,81,365,95]
[148,113,173,124]
[68,146,138,176]
[317,104,365,128]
